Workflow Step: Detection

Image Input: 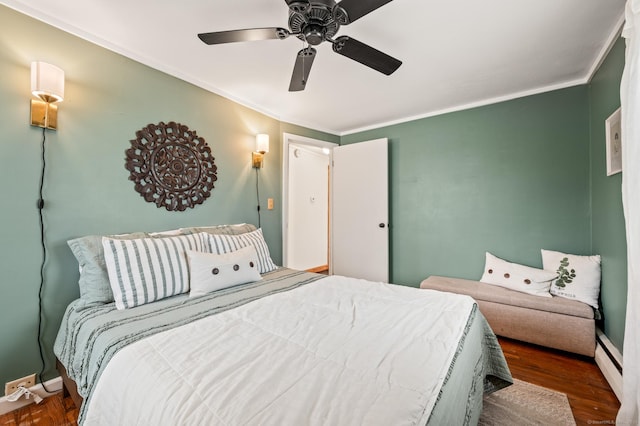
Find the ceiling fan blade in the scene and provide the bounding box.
[332,36,401,75]
[198,28,289,45]
[289,47,317,92]
[334,0,394,24]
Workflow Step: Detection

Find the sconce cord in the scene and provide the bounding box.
[36,127,53,394]
[255,167,261,228]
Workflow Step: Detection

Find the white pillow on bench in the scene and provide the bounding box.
[480,252,557,298]
[542,249,601,308]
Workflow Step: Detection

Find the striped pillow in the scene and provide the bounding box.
[102,233,203,309]
[180,223,257,236]
[200,228,277,274]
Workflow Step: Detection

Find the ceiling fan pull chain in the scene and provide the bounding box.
[302,40,308,85]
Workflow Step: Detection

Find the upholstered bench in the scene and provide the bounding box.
[420,275,596,357]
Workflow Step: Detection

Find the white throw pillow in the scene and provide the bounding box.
[102,233,203,309]
[188,246,262,298]
[200,228,277,274]
[541,249,601,308]
[480,252,557,297]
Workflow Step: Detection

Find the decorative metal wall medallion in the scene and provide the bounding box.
[125,122,217,211]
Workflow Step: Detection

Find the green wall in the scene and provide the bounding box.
[589,38,627,350]
[341,40,628,353]
[0,5,336,387]
[342,87,592,285]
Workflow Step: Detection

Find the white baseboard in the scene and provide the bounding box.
[0,376,62,415]
[595,329,623,402]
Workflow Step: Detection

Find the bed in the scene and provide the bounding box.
[54,226,512,425]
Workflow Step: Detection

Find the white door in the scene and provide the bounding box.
[331,138,389,282]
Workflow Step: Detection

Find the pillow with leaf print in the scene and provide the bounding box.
[541,249,601,308]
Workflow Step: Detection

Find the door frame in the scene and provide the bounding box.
[282,133,338,269]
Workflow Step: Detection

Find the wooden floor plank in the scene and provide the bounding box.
[0,338,619,425]
[499,337,620,426]
[0,393,78,426]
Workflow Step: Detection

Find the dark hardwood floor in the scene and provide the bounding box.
[0,391,78,426]
[498,336,620,426]
[0,337,619,425]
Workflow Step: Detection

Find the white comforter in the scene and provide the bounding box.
[84,275,475,425]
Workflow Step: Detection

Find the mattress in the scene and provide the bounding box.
[54,268,511,425]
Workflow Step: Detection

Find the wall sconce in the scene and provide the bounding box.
[30,61,65,130]
[29,61,65,395]
[252,134,270,168]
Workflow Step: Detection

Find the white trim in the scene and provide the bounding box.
[595,329,623,402]
[341,12,626,136]
[0,376,62,415]
[596,329,624,369]
[340,78,586,135]
[586,13,626,84]
[596,345,623,402]
[282,133,337,270]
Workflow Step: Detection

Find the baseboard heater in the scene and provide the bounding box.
[595,328,623,401]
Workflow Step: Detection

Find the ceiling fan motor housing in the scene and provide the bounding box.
[289,0,340,45]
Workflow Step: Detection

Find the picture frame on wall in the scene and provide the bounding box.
[605,107,622,176]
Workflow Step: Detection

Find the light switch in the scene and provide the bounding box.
[267,198,274,210]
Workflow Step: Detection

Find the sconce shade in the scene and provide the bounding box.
[252,134,269,168]
[31,62,64,103]
[256,134,270,154]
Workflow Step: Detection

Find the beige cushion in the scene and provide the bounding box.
[420,275,594,320]
[474,299,595,357]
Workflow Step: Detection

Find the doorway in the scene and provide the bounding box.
[282,133,337,272]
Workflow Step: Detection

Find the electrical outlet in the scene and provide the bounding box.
[267,198,274,210]
[5,374,36,396]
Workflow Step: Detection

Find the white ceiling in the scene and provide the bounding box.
[3,0,626,135]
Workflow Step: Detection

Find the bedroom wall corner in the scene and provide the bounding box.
[588,37,627,352]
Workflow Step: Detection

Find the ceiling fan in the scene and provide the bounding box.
[197,0,402,91]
